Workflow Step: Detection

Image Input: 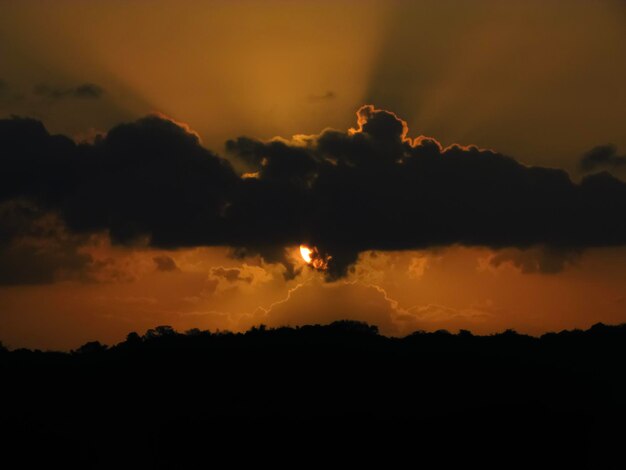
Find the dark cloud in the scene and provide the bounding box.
[33,82,105,100]
[211,267,253,283]
[153,255,178,272]
[0,115,238,247]
[580,144,626,173]
[488,246,581,274]
[2,105,626,283]
[0,201,92,285]
[228,105,626,278]
[230,245,302,280]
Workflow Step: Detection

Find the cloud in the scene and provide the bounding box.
[2,105,626,284]
[33,82,105,100]
[487,246,581,274]
[208,264,274,294]
[580,144,626,173]
[153,255,178,272]
[241,279,496,336]
[407,255,430,279]
[246,281,403,335]
[230,245,302,281]
[0,200,92,285]
[0,200,169,285]
[211,266,253,283]
[227,105,626,277]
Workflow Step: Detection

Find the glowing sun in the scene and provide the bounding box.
[300,245,313,264]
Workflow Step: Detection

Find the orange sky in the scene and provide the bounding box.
[1,236,626,350]
[1,0,626,349]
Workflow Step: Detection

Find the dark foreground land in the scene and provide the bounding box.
[1,321,626,468]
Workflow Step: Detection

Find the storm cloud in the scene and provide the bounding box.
[2,105,626,282]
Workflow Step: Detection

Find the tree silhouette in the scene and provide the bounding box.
[1,321,626,467]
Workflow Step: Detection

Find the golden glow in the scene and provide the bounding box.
[299,244,331,270]
[300,245,313,264]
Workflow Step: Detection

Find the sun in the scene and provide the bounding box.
[300,245,313,264]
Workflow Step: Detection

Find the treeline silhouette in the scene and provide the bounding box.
[2,321,626,468]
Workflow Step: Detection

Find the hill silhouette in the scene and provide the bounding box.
[2,320,626,468]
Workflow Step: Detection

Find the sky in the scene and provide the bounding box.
[1,0,626,350]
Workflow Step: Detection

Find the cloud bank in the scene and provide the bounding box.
[2,105,626,283]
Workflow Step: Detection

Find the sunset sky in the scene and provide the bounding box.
[1,0,626,350]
